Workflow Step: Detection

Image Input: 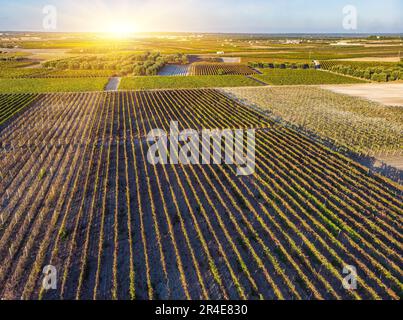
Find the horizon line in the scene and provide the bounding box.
[1,30,403,35]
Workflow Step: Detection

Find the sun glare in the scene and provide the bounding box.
[105,21,138,38]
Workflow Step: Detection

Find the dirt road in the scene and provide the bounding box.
[105,77,121,91]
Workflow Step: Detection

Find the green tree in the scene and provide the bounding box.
[217,68,225,75]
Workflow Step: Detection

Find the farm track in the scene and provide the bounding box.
[0,89,401,300]
[105,77,121,91]
[245,75,269,86]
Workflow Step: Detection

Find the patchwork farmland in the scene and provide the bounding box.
[0,89,401,300]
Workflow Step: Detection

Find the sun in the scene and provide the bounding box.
[105,21,138,38]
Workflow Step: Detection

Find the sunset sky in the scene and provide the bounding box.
[0,0,402,33]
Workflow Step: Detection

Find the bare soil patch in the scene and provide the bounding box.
[0,48,76,62]
[321,83,403,106]
[335,57,402,62]
[374,155,403,170]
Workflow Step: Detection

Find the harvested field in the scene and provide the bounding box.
[0,89,402,300]
[189,63,257,76]
[0,48,75,62]
[336,57,402,62]
[374,155,403,170]
[321,83,403,107]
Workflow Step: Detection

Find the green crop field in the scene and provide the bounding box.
[189,63,257,76]
[232,44,403,61]
[40,69,118,78]
[319,60,403,82]
[0,78,109,93]
[253,69,367,85]
[0,60,40,69]
[0,68,50,79]
[320,60,401,70]
[119,75,263,90]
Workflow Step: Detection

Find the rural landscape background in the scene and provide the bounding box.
[0,0,402,301]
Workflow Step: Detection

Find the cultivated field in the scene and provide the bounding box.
[189,63,258,76]
[0,89,401,300]
[320,60,400,70]
[333,57,402,63]
[253,69,366,85]
[0,66,50,79]
[40,70,117,78]
[119,75,262,90]
[322,83,403,107]
[0,93,38,125]
[158,64,190,76]
[0,78,109,93]
[223,86,402,157]
[319,60,403,83]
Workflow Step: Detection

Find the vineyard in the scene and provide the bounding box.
[0,93,39,125]
[0,61,39,69]
[253,69,367,85]
[158,65,190,76]
[0,67,50,79]
[36,70,117,78]
[189,63,258,76]
[0,78,109,93]
[119,75,262,90]
[0,89,401,300]
[223,86,403,157]
[320,60,400,70]
[319,60,403,82]
[249,61,315,69]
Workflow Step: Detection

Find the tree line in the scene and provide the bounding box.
[43,52,190,76]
